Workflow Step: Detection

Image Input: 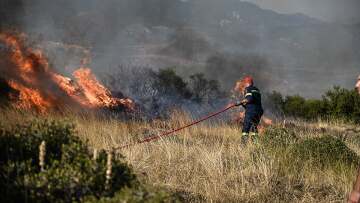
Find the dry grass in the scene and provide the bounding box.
[1,108,359,202]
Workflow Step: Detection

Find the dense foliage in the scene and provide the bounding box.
[0,119,177,202]
[291,135,360,169]
[268,87,360,123]
[261,127,360,174]
[154,68,223,103]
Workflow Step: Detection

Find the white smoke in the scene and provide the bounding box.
[243,0,360,23]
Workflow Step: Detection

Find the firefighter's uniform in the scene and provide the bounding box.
[241,85,263,141]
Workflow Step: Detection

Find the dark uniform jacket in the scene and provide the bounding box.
[243,85,263,114]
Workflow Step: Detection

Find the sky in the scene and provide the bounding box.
[243,0,360,24]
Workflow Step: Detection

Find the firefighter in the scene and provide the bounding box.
[235,76,263,143]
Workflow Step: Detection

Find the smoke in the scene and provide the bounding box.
[0,0,24,29]
[1,0,359,100]
[243,0,360,24]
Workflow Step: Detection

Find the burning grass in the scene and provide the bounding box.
[0,32,134,113]
[1,109,359,202]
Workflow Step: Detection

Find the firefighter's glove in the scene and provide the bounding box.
[235,102,242,107]
[235,100,247,107]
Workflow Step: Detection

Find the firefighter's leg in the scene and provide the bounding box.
[250,114,262,142]
[242,113,252,144]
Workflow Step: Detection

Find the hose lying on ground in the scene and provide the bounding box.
[117,104,237,150]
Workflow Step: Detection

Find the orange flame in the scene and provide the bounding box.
[73,68,135,110]
[0,32,134,113]
[233,80,247,95]
[7,80,54,112]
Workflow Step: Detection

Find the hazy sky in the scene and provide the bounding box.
[243,0,360,24]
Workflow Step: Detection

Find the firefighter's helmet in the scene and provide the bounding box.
[243,76,254,85]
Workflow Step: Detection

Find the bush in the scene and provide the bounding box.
[260,127,298,150]
[262,127,359,170]
[86,187,180,203]
[188,73,222,103]
[0,119,175,202]
[154,68,192,99]
[154,68,223,103]
[324,87,360,122]
[268,87,360,123]
[290,135,360,170]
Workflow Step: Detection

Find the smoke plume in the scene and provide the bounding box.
[0,0,359,99]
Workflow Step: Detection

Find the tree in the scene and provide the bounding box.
[154,68,192,99]
[188,73,222,103]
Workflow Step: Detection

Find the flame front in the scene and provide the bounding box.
[7,80,54,112]
[73,68,135,110]
[0,32,134,112]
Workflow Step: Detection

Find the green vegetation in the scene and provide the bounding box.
[154,68,193,99]
[269,86,360,123]
[154,68,223,103]
[261,127,359,171]
[188,73,222,103]
[256,126,359,202]
[291,135,359,169]
[0,109,359,202]
[1,80,360,202]
[0,119,177,202]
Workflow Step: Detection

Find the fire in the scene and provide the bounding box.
[73,68,135,110]
[0,32,134,112]
[7,80,54,112]
[233,79,248,95]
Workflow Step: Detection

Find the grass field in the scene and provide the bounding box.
[1,108,360,202]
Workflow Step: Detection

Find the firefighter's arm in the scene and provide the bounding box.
[244,91,254,104]
[235,99,249,107]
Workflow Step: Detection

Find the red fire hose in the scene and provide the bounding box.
[117,103,237,150]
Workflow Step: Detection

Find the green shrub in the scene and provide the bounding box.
[188,73,222,103]
[262,127,359,177]
[290,135,359,169]
[153,68,224,103]
[324,87,360,122]
[261,127,298,150]
[268,87,360,123]
[0,119,176,202]
[86,186,180,203]
[154,68,192,99]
